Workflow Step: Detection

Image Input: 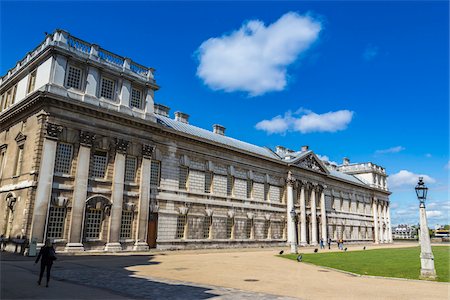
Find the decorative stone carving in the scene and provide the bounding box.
[79,131,96,147]
[45,123,63,139]
[264,213,271,221]
[116,139,129,154]
[227,209,235,218]
[246,212,254,219]
[6,194,17,210]
[297,154,326,173]
[51,196,68,207]
[205,208,214,217]
[124,202,136,212]
[15,132,27,143]
[142,144,154,158]
[86,196,112,218]
[286,171,296,186]
[178,206,189,215]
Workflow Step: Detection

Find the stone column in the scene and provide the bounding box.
[134,145,153,251]
[144,88,155,121]
[105,140,128,251]
[378,203,384,243]
[419,201,436,278]
[310,184,318,246]
[372,198,379,244]
[383,203,388,243]
[30,123,62,248]
[299,181,307,246]
[65,131,95,252]
[320,185,327,242]
[387,205,393,243]
[286,171,295,246]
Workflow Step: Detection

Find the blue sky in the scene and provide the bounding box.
[1,1,448,226]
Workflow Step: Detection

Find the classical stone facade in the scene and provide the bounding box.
[0,30,393,253]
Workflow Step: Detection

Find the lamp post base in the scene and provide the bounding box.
[420,268,437,280]
[290,242,298,254]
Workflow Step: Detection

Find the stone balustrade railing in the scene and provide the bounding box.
[0,29,155,86]
[338,162,386,174]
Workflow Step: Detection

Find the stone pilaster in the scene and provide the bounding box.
[299,180,307,246]
[378,203,384,243]
[105,139,128,251]
[133,144,153,251]
[387,205,393,243]
[320,185,327,242]
[65,131,95,252]
[30,123,62,248]
[372,198,379,244]
[310,183,318,246]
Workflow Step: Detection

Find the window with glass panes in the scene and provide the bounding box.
[120,211,133,239]
[179,166,189,190]
[203,216,212,239]
[150,160,161,186]
[100,77,115,99]
[245,219,253,239]
[46,206,66,239]
[227,175,234,196]
[84,208,103,239]
[124,156,137,182]
[27,70,37,93]
[15,145,24,176]
[226,217,234,239]
[54,143,73,174]
[204,172,213,193]
[264,183,270,201]
[130,88,143,109]
[263,220,270,239]
[90,151,108,178]
[246,179,253,198]
[175,214,186,239]
[66,65,82,89]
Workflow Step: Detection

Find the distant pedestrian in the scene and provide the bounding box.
[338,238,343,250]
[0,234,5,251]
[35,239,57,287]
[319,238,324,249]
[327,238,332,250]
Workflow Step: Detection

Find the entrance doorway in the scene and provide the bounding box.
[147,213,158,248]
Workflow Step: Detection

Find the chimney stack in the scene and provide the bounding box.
[174,111,189,124]
[154,103,170,117]
[275,145,286,155]
[213,124,226,135]
[301,145,309,152]
[343,157,350,165]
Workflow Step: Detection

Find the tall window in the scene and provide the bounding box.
[100,77,115,100]
[15,145,24,176]
[90,151,108,178]
[124,156,137,182]
[175,214,186,239]
[246,179,253,199]
[27,70,37,94]
[0,93,5,111]
[130,88,143,109]
[204,172,213,193]
[0,148,6,179]
[10,85,17,105]
[66,65,83,89]
[54,143,73,174]
[263,220,270,239]
[264,183,270,201]
[245,219,253,239]
[120,211,133,239]
[150,160,161,186]
[179,166,189,190]
[226,217,234,239]
[84,208,103,239]
[203,216,212,239]
[227,175,234,196]
[47,206,66,239]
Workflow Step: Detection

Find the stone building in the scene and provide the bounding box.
[0,30,393,253]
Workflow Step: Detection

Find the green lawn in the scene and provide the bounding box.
[281,246,449,282]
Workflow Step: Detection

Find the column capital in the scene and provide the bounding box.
[142,144,155,159]
[45,123,63,140]
[79,131,96,147]
[116,139,129,154]
[286,171,296,186]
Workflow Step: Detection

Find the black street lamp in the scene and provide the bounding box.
[415,177,428,206]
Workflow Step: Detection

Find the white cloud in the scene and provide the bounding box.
[196,12,322,96]
[363,45,378,61]
[426,210,443,218]
[317,154,338,166]
[375,146,405,154]
[445,160,450,169]
[255,108,354,135]
[425,153,432,158]
[388,170,436,189]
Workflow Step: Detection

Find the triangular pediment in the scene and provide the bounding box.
[15,132,27,143]
[292,152,329,174]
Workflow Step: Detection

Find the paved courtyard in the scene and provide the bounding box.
[1,243,449,300]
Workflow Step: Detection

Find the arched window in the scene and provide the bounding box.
[46,194,68,239]
[84,196,111,240]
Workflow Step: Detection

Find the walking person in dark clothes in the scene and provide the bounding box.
[35,239,57,287]
[327,237,332,250]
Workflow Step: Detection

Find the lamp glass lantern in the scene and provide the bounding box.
[415,177,428,203]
